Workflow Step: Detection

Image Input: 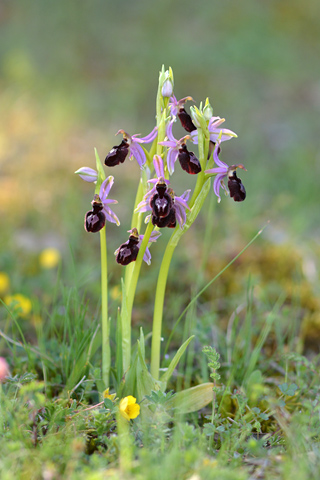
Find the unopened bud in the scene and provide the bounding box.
[203,98,214,121]
[75,167,98,183]
[162,78,174,98]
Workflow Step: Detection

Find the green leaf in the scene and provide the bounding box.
[278,382,288,394]
[259,412,269,421]
[203,423,215,437]
[216,425,225,432]
[139,327,145,362]
[136,341,158,401]
[64,325,100,392]
[118,352,138,399]
[279,382,298,396]
[120,278,130,373]
[103,398,114,410]
[286,383,298,396]
[160,336,194,386]
[166,383,214,414]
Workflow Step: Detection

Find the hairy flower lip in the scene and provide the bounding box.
[205,141,246,203]
[135,156,190,228]
[115,228,161,266]
[109,127,157,169]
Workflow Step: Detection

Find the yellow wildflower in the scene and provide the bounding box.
[103,388,117,401]
[4,294,32,317]
[119,395,140,420]
[0,272,10,295]
[39,248,61,269]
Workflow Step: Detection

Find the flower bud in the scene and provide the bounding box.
[203,98,214,121]
[190,106,208,132]
[75,167,98,183]
[162,78,174,98]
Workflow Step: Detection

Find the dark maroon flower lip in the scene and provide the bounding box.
[105,139,130,167]
[84,195,106,233]
[158,119,193,175]
[178,144,201,175]
[114,228,161,266]
[115,228,140,265]
[83,176,120,233]
[135,156,191,229]
[149,177,173,219]
[205,140,246,203]
[227,167,246,202]
[177,107,197,133]
[104,127,158,169]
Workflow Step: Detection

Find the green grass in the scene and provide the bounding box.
[1,237,320,478]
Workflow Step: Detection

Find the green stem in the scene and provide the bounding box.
[122,221,154,372]
[100,226,110,388]
[124,177,145,289]
[189,129,208,208]
[150,240,176,379]
[151,177,212,379]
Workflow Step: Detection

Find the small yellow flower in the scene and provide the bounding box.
[0,272,10,296]
[103,388,117,401]
[39,248,61,269]
[119,395,140,420]
[4,294,32,317]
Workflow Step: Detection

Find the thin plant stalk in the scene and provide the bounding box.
[100,226,110,388]
[122,220,154,372]
[150,130,209,380]
[150,241,176,379]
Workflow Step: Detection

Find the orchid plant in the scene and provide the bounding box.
[75,66,246,412]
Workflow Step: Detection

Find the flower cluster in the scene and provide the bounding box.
[75,66,247,267]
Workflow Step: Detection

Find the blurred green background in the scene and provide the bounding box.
[0,0,319,331]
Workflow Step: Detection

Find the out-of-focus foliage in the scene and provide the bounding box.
[1,0,319,242]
